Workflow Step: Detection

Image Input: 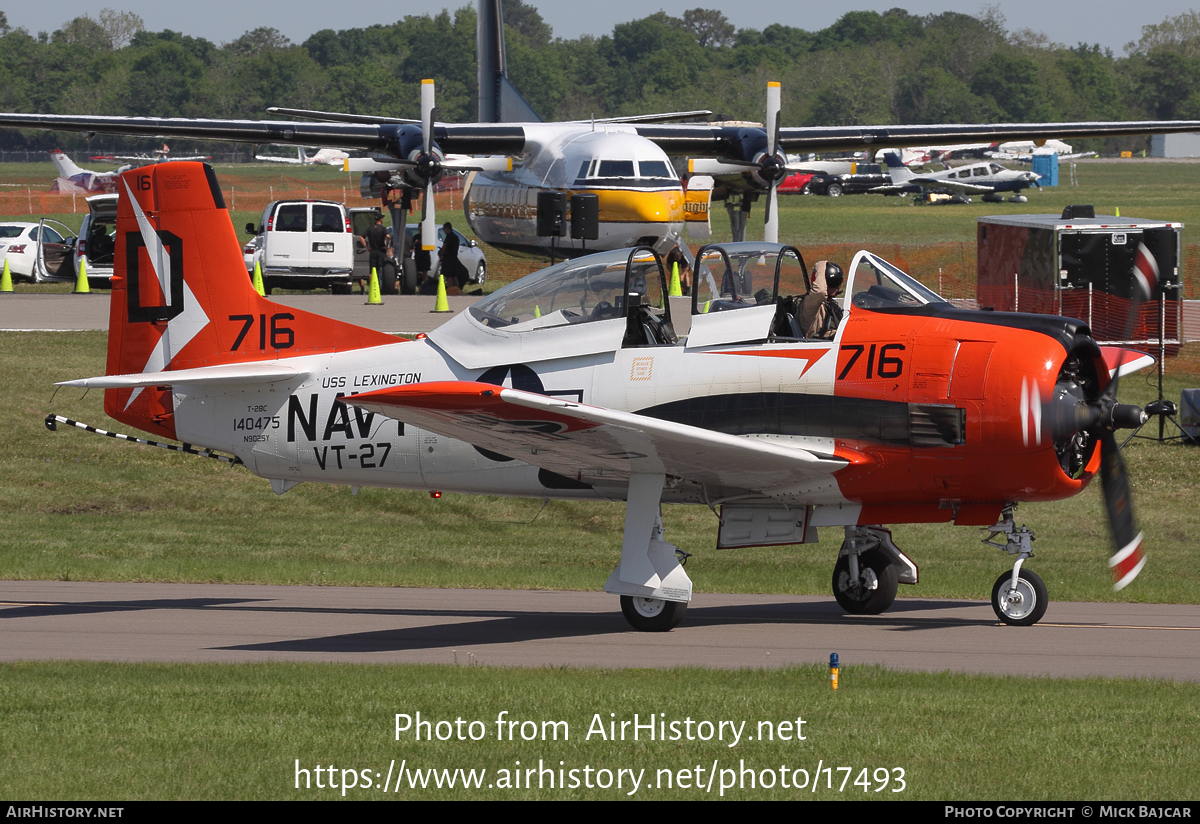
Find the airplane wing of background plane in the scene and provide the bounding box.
[872,174,996,194]
[347,381,851,494]
[3,112,1200,163]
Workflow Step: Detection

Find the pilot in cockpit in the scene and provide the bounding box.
[798,260,844,339]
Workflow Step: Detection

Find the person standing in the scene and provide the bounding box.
[438,221,466,294]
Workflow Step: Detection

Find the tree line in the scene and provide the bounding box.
[1,3,1198,154]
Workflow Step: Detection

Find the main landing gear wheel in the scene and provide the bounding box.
[620,595,688,632]
[991,569,1047,626]
[832,549,899,615]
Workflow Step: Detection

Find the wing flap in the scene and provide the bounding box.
[348,381,848,491]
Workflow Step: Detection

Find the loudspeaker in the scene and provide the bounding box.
[570,193,600,240]
[537,191,567,237]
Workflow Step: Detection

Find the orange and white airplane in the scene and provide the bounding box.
[51,161,1156,630]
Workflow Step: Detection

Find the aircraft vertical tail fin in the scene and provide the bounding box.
[881,151,914,183]
[49,150,86,178]
[103,162,397,439]
[476,0,542,123]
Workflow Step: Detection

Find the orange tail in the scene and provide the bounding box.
[105,162,395,439]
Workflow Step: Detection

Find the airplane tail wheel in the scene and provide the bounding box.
[991,569,1048,626]
[620,595,687,632]
[832,549,898,615]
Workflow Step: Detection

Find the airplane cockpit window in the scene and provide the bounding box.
[692,243,806,315]
[990,164,1004,174]
[637,160,674,179]
[577,160,591,181]
[470,247,674,346]
[847,252,947,311]
[598,160,636,178]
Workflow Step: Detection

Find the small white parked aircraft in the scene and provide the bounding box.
[873,151,1042,202]
[256,145,351,166]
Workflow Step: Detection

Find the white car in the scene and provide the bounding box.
[0,221,76,283]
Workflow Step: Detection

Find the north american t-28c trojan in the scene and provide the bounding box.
[50,162,1157,630]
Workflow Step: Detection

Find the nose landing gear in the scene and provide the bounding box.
[984,505,1048,626]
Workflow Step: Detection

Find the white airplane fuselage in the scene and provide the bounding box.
[173,317,849,512]
[463,125,686,256]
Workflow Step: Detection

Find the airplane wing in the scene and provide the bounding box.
[255,154,304,164]
[2,112,1200,160]
[1099,347,1155,379]
[909,176,995,193]
[347,381,850,493]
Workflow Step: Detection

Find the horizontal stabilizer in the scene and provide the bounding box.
[59,362,307,389]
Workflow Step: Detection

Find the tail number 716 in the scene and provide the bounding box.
[229,313,295,351]
[838,343,905,380]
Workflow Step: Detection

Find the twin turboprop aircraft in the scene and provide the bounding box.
[54,161,1155,630]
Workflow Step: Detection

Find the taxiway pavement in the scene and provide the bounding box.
[2,581,1198,680]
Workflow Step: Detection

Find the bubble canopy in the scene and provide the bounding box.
[469,247,670,332]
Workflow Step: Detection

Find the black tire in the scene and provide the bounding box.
[380,262,398,295]
[400,259,418,295]
[832,549,899,615]
[331,283,352,295]
[473,259,487,285]
[826,183,844,197]
[991,569,1048,626]
[801,182,812,195]
[620,595,688,632]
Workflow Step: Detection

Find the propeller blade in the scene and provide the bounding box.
[688,158,758,175]
[1098,430,1146,590]
[422,181,436,252]
[344,157,417,173]
[764,182,778,244]
[766,81,780,157]
[442,155,513,172]
[421,78,435,156]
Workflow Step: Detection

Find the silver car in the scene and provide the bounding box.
[406,223,487,286]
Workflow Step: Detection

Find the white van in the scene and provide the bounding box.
[244,200,355,293]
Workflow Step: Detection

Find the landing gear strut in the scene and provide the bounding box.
[607,473,693,631]
[831,526,915,615]
[984,505,1048,626]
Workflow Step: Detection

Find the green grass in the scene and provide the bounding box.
[1,661,1198,800]
[2,332,1197,605]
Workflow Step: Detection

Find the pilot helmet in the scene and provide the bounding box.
[824,262,844,293]
[814,261,844,294]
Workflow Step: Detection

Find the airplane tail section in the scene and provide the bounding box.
[476,0,542,123]
[881,151,914,184]
[49,150,86,178]
[104,162,397,439]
